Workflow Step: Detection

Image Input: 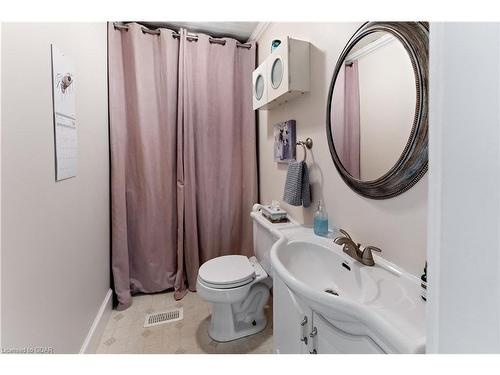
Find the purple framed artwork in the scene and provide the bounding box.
[273,120,296,163]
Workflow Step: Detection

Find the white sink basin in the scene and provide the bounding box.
[275,241,380,302]
[270,232,425,353]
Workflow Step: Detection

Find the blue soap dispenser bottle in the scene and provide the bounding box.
[313,200,329,237]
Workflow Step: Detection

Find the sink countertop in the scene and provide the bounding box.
[269,222,426,354]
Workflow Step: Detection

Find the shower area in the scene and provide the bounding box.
[108,22,258,310]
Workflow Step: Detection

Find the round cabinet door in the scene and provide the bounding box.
[254,74,265,100]
[271,57,284,89]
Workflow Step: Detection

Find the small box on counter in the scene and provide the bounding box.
[261,204,288,223]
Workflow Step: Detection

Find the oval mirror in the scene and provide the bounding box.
[271,57,284,88]
[326,22,428,199]
[255,74,265,100]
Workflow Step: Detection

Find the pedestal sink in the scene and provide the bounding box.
[270,227,425,354]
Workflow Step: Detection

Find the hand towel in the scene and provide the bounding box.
[283,160,311,207]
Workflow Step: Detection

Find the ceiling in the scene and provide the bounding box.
[140,22,260,43]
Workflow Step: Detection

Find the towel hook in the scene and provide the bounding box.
[296,138,313,162]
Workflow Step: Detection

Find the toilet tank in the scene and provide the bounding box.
[250,205,298,276]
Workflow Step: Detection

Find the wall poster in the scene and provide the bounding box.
[51,45,77,181]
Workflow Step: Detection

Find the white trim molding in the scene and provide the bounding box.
[79,289,113,354]
[248,22,271,42]
[426,22,444,353]
[345,34,396,64]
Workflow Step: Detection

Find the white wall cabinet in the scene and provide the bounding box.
[252,36,310,110]
[273,273,385,354]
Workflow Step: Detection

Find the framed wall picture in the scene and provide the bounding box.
[51,45,77,181]
[273,120,296,163]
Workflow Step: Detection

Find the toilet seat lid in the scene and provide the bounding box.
[198,255,256,287]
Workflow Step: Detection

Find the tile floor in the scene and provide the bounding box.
[95,290,274,354]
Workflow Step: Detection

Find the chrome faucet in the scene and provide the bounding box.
[334,229,382,266]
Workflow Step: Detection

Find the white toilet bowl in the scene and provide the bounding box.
[196,255,271,342]
[196,205,299,343]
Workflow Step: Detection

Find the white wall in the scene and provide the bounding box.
[257,23,427,277]
[0,22,3,349]
[1,23,110,353]
[427,23,500,353]
[357,39,416,180]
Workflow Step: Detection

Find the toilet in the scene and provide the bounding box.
[196,204,297,342]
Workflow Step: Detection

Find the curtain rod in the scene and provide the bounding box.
[113,22,253,49]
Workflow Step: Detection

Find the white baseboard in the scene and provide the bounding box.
[80,288,113,354]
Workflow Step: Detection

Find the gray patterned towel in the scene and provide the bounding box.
[283,160,311,207]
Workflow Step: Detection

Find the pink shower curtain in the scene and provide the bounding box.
[109,23,257,309]
[331,62,360,179]
[344,61,361,179]
[109,23,184,310]
[178,30,258,289]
